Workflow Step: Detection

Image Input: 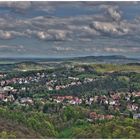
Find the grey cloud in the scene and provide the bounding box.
[53,46,76,51]
[0,17,31,30]
[0,15,137,41]
[99,4,122,22]
[0,1,56,14]
[0,1,31,10]
[104,47,140,53]
[66,25,100,38]
[0,1,81,13]
[88,4,140,37]
[104,47,126,53]
[26,29,72,41]
[106,6,122,22]
[0,1,138,15]
[0,2,139,41]
[0,45,26,53]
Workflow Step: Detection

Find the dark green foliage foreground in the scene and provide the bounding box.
[0,118,42,138]
[0,107,57,138]
[0,107,140,138]
[59,118,140,138]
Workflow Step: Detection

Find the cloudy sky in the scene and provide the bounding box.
[0,1,140,58]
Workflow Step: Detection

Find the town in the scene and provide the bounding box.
[0,64,140,122]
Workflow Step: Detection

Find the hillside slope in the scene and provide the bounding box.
[0,118,42,138]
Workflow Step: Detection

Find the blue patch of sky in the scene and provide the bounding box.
[0,7,11,13]
[44,5,101,17]
[120,5,140,20]
[2,5,102,19]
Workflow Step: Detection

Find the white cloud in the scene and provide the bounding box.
[107,7,121,21]
[0,30,26,40]
[90,21,130,36]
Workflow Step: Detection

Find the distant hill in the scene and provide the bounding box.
[126,63,140,66]
[73,55,127,60]
[0,61,46,72]
[0,55,139,72]
[68,55,140,64]
[14,61,46,71]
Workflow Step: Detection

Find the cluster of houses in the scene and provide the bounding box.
[54,81,82,91]
[0,72,94,107]
[0,72,53,88]
[133,113,140,119]
[49,91,140,119]
[0,71,140,120]
[0,71,95,93]
[0,75,43,86]
[47,77,95,91]
[15,97,34,106]
[51,92,139,107]
[89,112,114,121]
[0,85,34,106]
[51,95,82,105]
[0,73,7,78]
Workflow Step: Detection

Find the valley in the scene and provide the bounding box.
[0,55,140,138]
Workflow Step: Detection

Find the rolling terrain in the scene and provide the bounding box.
[0,55,139,72]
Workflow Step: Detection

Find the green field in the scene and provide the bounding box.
[92,64,140,73]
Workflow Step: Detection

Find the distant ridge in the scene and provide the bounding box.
[71,55,138,60]
[0,55,139,64]
[72,55,126,59]
[74,55,139,60]
[0,55,139,60]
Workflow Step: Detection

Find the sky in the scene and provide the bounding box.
[0,1,140,58]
